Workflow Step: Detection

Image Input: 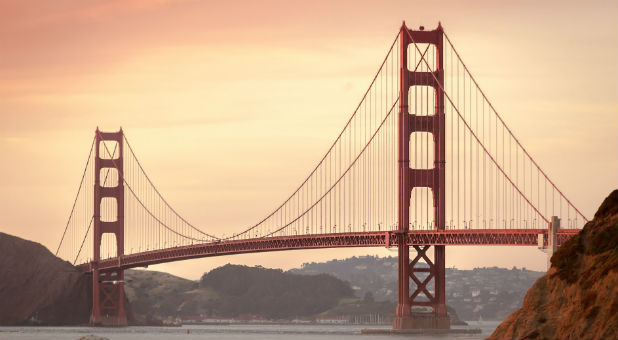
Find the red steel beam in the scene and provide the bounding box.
[77,229,578,272]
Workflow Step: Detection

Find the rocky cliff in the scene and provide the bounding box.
[489,190,618,340]
[0,232,92,325]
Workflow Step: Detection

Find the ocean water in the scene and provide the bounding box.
[0,321,499,340]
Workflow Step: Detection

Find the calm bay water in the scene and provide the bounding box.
[0,321,499,340]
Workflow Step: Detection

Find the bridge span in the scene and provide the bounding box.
[78,229,576,272]
[56,22,586,328]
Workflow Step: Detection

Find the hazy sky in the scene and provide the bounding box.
[1,0,616,280]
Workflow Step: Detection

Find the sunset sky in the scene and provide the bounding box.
[1,0,616,279]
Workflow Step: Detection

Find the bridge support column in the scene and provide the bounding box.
[91,269,127,326]
[90,128,127,327]
[393,22,449,330]
[393,21,412,329]
[546,216,560,269]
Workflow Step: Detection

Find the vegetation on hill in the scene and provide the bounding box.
[489,190,618,340]
[125,264,355,321]
[124,269,197,323]
[125,264,469,324]
[199,264,354,319]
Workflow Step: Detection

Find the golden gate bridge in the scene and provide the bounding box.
[55,23,586,328]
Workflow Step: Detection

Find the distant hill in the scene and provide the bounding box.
[125,264,469,325]
[124,269,198,323]
[127,256,545,322]
[125,264,354,321]
[489,190,618,340]
[200,264,354,319]
[291,256,544,320]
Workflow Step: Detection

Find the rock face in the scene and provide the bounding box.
[489,190,618,340]
[0,232,92,325]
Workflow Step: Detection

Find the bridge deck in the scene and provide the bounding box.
[78,229,578,272]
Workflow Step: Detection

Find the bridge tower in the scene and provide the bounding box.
[393,23,450,329]
[90,128,128,326]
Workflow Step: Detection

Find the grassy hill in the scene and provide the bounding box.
[125,264,354,321]
[124,269,199,322]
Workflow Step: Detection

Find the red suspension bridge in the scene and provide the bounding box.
[55,23,586,328]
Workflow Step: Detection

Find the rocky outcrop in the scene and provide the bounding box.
[488,190,618,340]
[0,232,92,325]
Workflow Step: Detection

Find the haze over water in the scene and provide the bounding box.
[0,321,499,340]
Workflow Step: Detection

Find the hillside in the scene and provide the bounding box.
[124,264,469,324]
[291,256,543,320]
[199,264,354,319]
[489,190,618,340]
[0,232,91,325]
[125,264,355,321]
[124,269,198,323]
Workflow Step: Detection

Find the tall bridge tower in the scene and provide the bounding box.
[90,129,127,326]
[394,23,449,329]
